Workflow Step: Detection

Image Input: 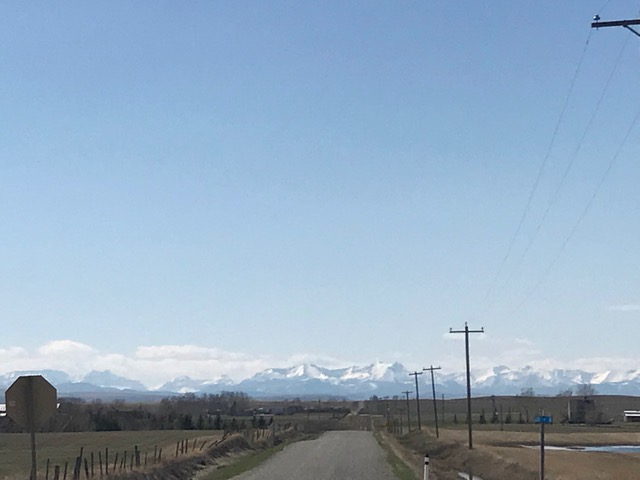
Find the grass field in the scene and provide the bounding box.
[0,430,222,479]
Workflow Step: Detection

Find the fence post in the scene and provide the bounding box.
[53,466,60,480]
[423,452,430,480]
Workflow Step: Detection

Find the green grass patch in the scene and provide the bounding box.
[374,432,416,480]
[199,442,287,480]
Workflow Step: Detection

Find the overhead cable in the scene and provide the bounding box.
[493,35,630,300]
[480,30,594,309]
[510,100,640,316]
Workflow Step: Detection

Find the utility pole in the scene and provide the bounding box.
[402,390,412,433]
[450,322,484,449]
[409,371,423,430]
[592,14,640,38]
[423,365,442,438]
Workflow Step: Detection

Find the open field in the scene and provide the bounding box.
[394,424,640,480]
[0,430,222,479]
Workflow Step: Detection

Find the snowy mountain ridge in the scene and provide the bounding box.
[2,362,640,399]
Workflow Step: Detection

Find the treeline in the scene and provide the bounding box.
[0,391,261,433]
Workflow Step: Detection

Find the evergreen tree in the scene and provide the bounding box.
[181,414,195,430]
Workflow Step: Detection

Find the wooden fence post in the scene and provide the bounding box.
[73,456,81,480]
[54,465,60,480]
[135,445,140,467]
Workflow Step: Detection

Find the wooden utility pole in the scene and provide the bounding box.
[592,15,640,38]
[402,390,412,433]
[423,366,442,438]
[409,371,424,430]
[449,322,484,449]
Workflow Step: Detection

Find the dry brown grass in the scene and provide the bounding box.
[394,425,640,480]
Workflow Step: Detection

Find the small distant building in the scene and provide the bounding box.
[623,410,640,422]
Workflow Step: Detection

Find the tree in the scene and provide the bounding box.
[576,384,597,397]
[520,387,535,397]
[181,414,195,430]
[556,388,573,397]
[214,414,222,430]
[479,409,487,424]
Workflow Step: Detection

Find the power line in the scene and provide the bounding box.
[491,34,630,304]
[510,100,640,316]
[481,29,594,309]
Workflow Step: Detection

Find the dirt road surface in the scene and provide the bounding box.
[230,431,397,480]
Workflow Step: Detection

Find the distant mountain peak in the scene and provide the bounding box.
[3,362,640,400]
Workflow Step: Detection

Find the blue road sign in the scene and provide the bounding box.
[535,415,553,424]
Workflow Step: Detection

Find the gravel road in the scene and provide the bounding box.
[230,431,397,480]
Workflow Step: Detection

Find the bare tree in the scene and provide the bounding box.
[519,387,535,397]
[576,384,597,397]
[556,388,573,397]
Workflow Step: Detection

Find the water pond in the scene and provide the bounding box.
[522,444,640,453]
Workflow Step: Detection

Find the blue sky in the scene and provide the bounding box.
[1,1,640,385]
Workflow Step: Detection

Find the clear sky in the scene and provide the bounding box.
[1,1,640,386]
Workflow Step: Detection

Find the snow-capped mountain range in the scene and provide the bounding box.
[3,362,640,400]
